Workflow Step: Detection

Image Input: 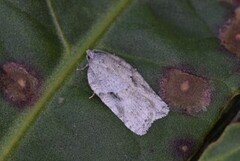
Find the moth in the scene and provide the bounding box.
[86,49,169,136]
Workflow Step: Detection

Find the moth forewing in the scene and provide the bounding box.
[86,49,169,136]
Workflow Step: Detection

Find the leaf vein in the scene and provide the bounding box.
[46,0,71,54]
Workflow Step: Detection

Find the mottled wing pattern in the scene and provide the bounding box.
[87,49,169,136]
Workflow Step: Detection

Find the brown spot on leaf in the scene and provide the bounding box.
[219,7,240,58]
[0,62,41,107]
[180,80,190,92]
[235,33,240,41]
[160,68,212,115]
[171,138,196,160]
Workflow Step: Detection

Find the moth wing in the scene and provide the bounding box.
[97,90,160,135]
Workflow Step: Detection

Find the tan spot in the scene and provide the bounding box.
[0,62,41,107]
[219,7,240,58]
[180,80,190,92]
[17,79,26,89]
[160,68,212,115]
[171,138,196,159]
[235,33,240,41]
[180,145,189,152]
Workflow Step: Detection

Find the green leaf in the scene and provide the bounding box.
[199,123,240,161]
[0,0,239,161]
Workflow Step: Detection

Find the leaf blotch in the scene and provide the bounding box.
[170,137,196,160]
[160,68,212,115]
[0,62,41,107]
[219,7,240,58]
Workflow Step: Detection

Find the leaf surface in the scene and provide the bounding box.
[0,0,239,161]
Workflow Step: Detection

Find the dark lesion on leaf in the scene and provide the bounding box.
[0,62,41,107]
[219,7,240,58]
[170,137,196,160]
[160,68,212,115]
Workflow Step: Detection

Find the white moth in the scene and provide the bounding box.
[86,49,169,136]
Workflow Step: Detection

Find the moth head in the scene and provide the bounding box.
[86,49,95,62]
